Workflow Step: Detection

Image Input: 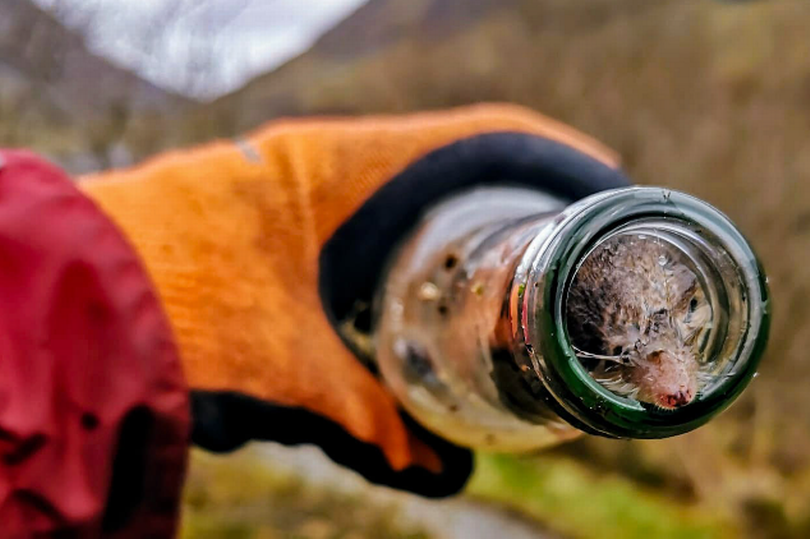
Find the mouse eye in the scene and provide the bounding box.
[689,297,699,312]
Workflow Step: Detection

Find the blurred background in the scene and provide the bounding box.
[2,0,808,537]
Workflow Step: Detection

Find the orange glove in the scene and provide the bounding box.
[79,103,628,497]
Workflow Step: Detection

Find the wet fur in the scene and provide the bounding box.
[566,234,710,409]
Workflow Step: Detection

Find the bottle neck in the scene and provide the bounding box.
[372,186,769,449]
[373,187,581,450]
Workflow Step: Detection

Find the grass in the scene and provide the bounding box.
[182,447,737,539]
[468,453,735,539]
[182,449,432,539]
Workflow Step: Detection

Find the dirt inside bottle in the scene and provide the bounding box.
[374,188,579,451]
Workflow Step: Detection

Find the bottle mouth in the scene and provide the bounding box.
[523,187,769,439]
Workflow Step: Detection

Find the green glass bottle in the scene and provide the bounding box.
[372,186,769,451]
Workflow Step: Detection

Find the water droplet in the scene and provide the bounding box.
[658,255,667,266]
[638,234,647,240]
[765,277,770,284]
[753,372,760,378]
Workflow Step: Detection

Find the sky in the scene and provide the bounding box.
[32,0,369,99]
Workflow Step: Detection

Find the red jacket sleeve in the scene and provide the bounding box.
[0,151,189,538]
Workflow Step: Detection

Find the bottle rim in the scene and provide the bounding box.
[523,187,770,439]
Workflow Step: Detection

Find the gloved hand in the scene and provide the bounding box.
[80,102,629,491]
[0,103,630,536]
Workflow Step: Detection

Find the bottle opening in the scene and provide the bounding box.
[565,221,745,412]
[527,187,769,439]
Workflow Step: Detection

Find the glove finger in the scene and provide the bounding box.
[190,390,473,497]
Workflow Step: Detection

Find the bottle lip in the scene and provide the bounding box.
[523,187,770,439]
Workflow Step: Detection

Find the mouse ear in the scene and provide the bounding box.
[666,262,700,307]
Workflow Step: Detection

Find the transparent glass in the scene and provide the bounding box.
[373,186,770,452]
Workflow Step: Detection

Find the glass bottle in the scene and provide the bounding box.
[371,186,769,452]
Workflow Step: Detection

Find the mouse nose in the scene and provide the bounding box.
[664,389,692,408]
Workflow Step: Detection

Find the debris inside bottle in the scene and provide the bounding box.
[418,282,441,301]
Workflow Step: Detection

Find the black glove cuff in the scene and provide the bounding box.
[319,131,632,359]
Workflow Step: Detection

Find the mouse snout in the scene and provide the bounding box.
[662,388,693,408]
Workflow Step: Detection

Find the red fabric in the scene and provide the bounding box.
[0,151,190,538]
